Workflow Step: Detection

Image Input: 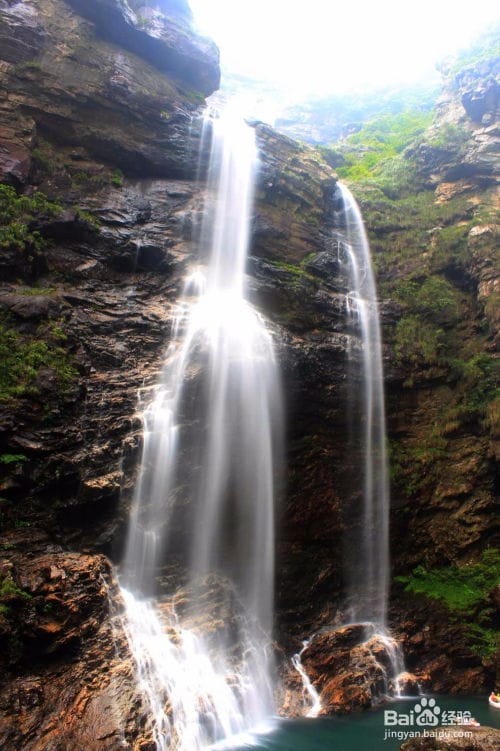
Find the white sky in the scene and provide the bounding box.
[189,0,499,98]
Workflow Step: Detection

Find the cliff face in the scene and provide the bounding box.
[0,2,221,747]
[348,55,499,692]
[0,1,497,746]
[0,1,348,745]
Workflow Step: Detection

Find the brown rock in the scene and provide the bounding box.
[400,726,500,750]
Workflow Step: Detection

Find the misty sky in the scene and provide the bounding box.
[189,0,499,98]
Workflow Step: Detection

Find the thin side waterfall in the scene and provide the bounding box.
[336,182,404,693]
[291,639,322,718]
[119,106,282,750]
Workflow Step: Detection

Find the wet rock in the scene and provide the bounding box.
[0,292,65,319]
[0,1,46,65]
[400,726,500,750]
[0,0,215,181]
[65,0,220,95]
[0,535,151,751]
[282,625,403,715]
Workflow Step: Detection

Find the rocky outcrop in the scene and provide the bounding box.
[280,625,417,716]
[0,0,218,185]
[64,0,219,95]
[400,726,500,751]
[0,529,153,750]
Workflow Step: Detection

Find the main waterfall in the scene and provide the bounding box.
[119,107,282,750]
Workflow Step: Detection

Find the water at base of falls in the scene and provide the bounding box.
[118,107,282,750]
[120,588,275,751]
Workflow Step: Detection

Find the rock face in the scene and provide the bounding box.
[350,55,499,695]
[0,1,498,746]
[0,0,218,186]
[400,726,500,751]
[281,625,415,716]
[0,530,152,750]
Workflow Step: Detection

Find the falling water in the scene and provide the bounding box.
[337,182,389,626]
[291,639,322,718]
[336,182,404,691]
[119,106,282,750]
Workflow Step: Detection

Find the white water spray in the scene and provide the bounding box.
[120,106,282,750]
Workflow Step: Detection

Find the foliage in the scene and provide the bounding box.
[75,208,101,230]
[396,549,500,610]
[393,316,446,369]
[19,286,56,296]
[0,185,62,253]
[425,122,470,154]
[272,260,317,283]
[0,576,32,601]
[335,110,433,192]
[0,454,27,465]
[394,275,461,326]
[0,576,32,616]
[0,321,77,402]
[396,550,500,657]
[447,27,500,76]
[111,169,123,188]
[389,431,448,497]
[431,223,470,272]
[456,353,499,418]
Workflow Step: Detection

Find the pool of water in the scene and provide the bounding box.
[229,697,500,751]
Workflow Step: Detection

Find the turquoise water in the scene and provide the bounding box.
[231,697,500,750]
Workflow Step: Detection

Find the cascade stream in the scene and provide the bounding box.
[337,182,404,692]
[118,110,404,747]
[119,107,282,750]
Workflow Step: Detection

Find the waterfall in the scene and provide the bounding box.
[119,106,282,750]
[337,182,389,627]
[336,182,404,690]
[291,639,322,717]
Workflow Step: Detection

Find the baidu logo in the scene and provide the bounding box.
[383,697,474,742]
[384,697,440,728]
[413,697,441,726]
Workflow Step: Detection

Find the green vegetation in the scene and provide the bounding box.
[396,549,499,657]
[31,148,54,176]
[0,185,62,254]
[13,60,42,75]
[0,454,28,465]
[389,431,448,497]
[0,321,78,402]
[111,169,123,188]
[272,260,317,283]
[426,122,469,152]
[75,208,101,230]
[332,110,433,194]
[396,549,499,610]
[392,276,463,373]
[19,286,56,296]
[394,275,461,326]
[394,316,446,370]
[0,576,32,616]
[447,27,500,76]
